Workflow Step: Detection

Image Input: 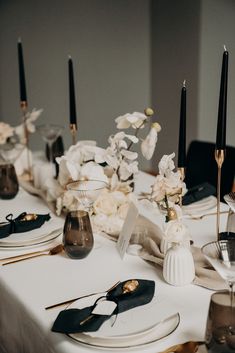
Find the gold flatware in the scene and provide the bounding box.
[2,244,64,266]
[160,341,204,353]
[45,280,121,310]
[188,210,229,220]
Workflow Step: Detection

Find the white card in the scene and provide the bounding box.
[117,201,139,259]
[92,300,117,316]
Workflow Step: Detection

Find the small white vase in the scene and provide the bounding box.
[163,243,195,286]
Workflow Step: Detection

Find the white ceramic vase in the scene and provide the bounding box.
[163,243,195,286]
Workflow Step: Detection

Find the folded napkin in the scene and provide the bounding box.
[104,215,227,291]
[0,212,51,239]
[52,279,155,334]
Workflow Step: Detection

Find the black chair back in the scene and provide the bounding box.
[185,140,235,200]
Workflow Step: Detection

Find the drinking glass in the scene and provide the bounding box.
[205,291,235,352]
[202,240,235,319]
[66,179,108,213]
[63,210,94,259]
[37,124,64,164]
[0,163,19,199]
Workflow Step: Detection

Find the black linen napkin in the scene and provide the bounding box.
[52,279,155,334]
[0,212,51,239]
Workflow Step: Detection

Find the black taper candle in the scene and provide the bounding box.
[68,56,77,128]
[17,39,27,104]
[216,47,228,150]
[177,80,187,168]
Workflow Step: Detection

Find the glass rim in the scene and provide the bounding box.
[201,238,235,252]
[66,179,109,191]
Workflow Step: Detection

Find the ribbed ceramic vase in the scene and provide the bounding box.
[163,243,195,286]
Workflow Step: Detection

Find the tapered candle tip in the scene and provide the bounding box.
[18,37,22,43]
[183,80,186,87]
[68,55,72,60]
[223,45,227,52]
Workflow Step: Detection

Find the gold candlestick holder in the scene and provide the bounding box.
[215,149,225,240]
[178,167,185,207]
[20,101,33,182]
[70,123,77,145]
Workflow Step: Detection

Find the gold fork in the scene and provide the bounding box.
[2,244,64,265]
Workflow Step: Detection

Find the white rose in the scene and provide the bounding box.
[93,190,118,216]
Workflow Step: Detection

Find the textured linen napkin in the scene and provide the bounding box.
[129,215,227,291]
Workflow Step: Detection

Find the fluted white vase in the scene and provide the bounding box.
[163,243,195,286]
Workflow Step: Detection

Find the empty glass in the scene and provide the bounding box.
[0,163,19,199]
[63,210,94,259]
[205,291,235,352]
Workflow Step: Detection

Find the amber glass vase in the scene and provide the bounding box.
[63,210,94,259]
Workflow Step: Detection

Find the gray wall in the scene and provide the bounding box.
[151,0,200,169]
[0,0,151,169]
[198,0,235,147]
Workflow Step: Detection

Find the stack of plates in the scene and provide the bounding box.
[68,293,180,349]
[182,196,217,216]
[0,214,63,249]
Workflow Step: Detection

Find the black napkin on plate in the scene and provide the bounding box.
[52,279,155,334]
[182,182,216,205]
[0,212,51,239]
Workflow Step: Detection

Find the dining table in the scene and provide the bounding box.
[0,169,229,353]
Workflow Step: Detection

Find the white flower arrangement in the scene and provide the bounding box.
[0,109,43,146]
[48,109,161,231]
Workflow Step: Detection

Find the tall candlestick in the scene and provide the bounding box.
[177,80,186,169]
[17,38,27,108]
[68,56,77,128]
[216,46,228,150]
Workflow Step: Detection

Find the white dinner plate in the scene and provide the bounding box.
[182,196,217,215]
[67,292,180,349]
[0,228,62,249]
[0,213,63,247]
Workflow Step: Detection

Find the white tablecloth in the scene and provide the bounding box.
[0,171,228,353]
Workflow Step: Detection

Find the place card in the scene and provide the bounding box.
[116,202,139,259]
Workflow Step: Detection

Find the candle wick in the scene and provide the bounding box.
[223,44,227,52]
[68,54,72,59]
[183,79,186,87]
[18,37,22,43]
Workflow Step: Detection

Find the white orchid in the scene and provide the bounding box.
[141,122,161,160]
[151,153,187,204]
[115,112,147,129]
[14,108,43,143]
[0,122,14,144]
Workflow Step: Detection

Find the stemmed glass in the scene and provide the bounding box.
[37,124,63,167]
[66,179,108,213]
[202,240,235,351]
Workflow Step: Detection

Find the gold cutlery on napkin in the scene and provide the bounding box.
[160,341,204,353]
[1,244,64,266]
[45,280,121,310]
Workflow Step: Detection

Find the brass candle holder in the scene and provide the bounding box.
[178,167,185,207]
[70,123,77,145]
[20,101,33,182]
[215,149,225,240]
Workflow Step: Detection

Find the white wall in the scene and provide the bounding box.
[0,0,151,169]
[198,0,235,147]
